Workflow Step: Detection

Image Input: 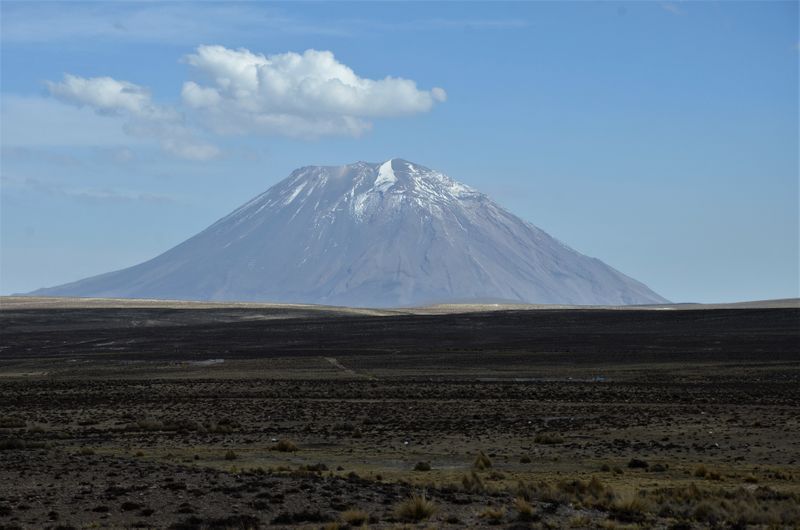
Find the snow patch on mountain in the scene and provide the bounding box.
[375,159,397,191]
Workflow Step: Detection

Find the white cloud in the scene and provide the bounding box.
[181,82,222,108]
[47,75,219,161]
[181,46,446,137]
[40,45,445,155]
[47,75,159,117]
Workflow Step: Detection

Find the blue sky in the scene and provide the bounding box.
[1,1,797,303]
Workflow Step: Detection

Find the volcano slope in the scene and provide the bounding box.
[0,297,799,529]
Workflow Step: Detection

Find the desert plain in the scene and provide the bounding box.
[0,297,798,529]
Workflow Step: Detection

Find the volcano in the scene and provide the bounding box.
[31,159,668,306]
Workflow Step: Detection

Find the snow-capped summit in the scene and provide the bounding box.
[31,159,668,307]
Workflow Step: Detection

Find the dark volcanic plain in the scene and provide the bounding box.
[0,297,798,529]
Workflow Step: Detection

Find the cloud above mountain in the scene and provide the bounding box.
[182,46,446,137]
[47,74,220,161]
[47,75,160,117]
[44,46,446,159]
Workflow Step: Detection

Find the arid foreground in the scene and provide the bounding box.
[0,298,798,529]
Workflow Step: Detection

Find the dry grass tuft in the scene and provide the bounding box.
[478,505,505,524]
[609,491,650,523]
[340,508,369,526]
[694,464,722,480]
[271,439,298,452]
[534,432,564,445]
[473,451,492,470]
[461,471,486,493]
[569,515,593,527]
[394,494,436,522]
[513,497,536,521]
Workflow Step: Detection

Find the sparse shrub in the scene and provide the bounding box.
[478,505,505,524]
[515,481,532,501]
[224,450,237,460]
[394,494,436,522]
[569,515,593,527]
[79,447,95,456]
[514,497,536,521]
[609,491,650,522]
[340,508,369,526]
[515,477,621,509]
[586,476,611,498]
[768,469,791,480]
[303,462,328,473]
[413,461,431,471]
[487,471,505,481]
[600,463,611,472]
[462,471,485,492]
[520,455,532,464]
[627,458,649,469]
[692,500,721,523]
[271,439,298,452]
[692,465,721,480]
[208,417,240,434]
[556,476,616,508]
[531,481,567,505]
[473,451,492,470]
[534,432,564,445]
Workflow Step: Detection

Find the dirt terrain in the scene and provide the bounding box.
[0,297,798,529]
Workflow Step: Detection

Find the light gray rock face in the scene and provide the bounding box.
[32,159,668,306]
